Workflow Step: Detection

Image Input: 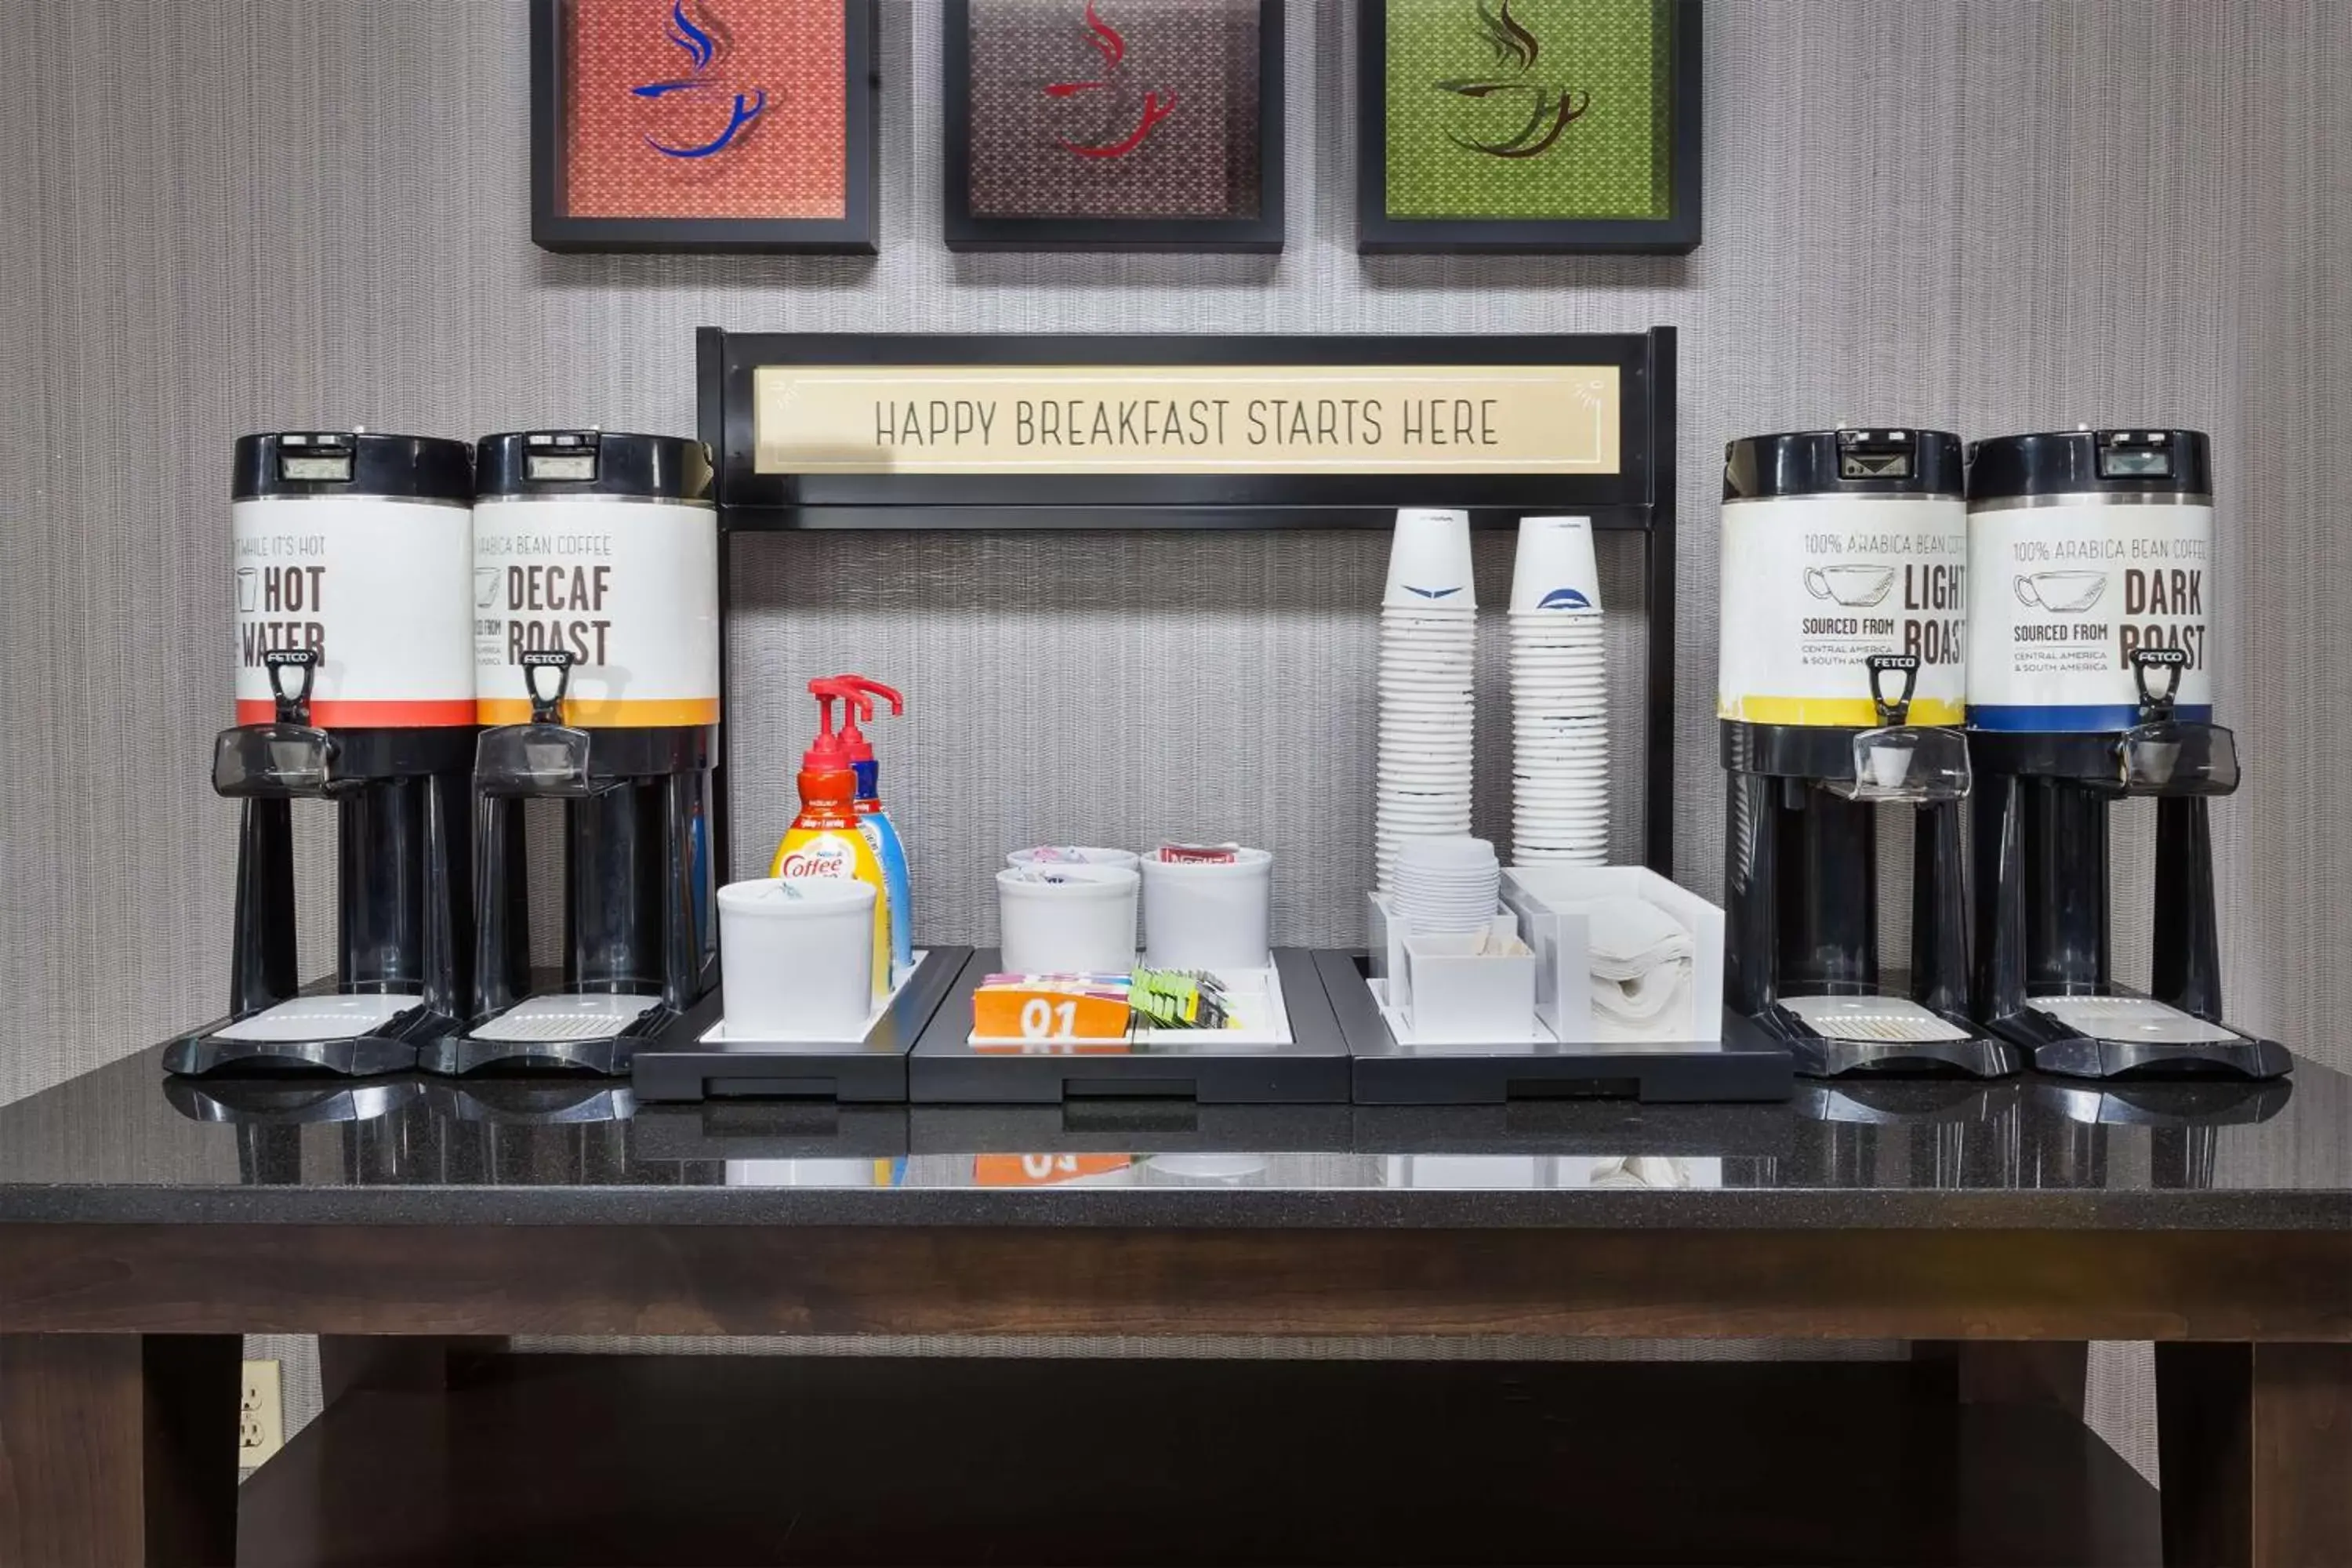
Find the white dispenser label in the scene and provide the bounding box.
[473,499,719,728]
[1965,500,2212,730]
[1716,496,1968,726]
[231,496,474,726]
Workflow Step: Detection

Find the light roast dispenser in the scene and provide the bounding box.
[166,432,479,1076]
[1965,428,2288,1078]
[426,430,720,1075]
[1719,429,2017,1078]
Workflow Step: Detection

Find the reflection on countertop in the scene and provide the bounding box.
[0,1046,2343,1228]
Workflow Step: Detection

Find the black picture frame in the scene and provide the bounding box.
[1357,0,1701,255]
[530,0,879,255]
[942,0,1285,252]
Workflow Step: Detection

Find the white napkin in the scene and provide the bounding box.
[1584,897,1693,980]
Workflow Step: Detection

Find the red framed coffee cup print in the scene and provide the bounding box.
[532,0,878,253]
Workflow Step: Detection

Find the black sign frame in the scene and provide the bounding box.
[699,328,1680,873]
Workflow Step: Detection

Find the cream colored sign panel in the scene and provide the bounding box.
[753,365,1621,475]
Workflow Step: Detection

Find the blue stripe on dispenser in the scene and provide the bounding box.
[1968,702,2212,732]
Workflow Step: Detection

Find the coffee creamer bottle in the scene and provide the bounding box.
[772,684,891,996]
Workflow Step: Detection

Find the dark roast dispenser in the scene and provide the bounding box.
[1965,429,2288,1079]
[1719,429,2018,1079]
[165,432,479,1076]
[424,431,720,1076]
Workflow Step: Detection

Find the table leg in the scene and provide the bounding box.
[2157,1341,2352,1568]
[0,1334,241,1568]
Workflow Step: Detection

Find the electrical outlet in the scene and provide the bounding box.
[238,1359,284,1468]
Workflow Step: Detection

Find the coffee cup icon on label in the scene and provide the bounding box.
[234,568,259,613]
[474,568,503,608]
[1803,564,1896,608]
[2014,571,2107,614]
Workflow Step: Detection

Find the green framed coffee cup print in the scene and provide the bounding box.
[1358,0,1700,253]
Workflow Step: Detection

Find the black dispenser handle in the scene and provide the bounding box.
[522,650,572,724]
[1866,653,1918,727]
[264,648,319,725]
[2131,646,2187,721]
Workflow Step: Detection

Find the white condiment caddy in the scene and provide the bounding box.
[1365,866,1725,1048]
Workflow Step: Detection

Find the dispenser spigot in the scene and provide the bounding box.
[2131,646,2187,722]
[264,648,319,726]
[1866,653,1918,727]
[522,650,573,725]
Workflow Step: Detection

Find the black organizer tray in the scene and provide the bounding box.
[631,949,975,1104]
[1317,952,1793,1105]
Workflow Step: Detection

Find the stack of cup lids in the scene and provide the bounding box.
[1508,517,1608,866]
[1392,836,1501,935]
[1377,508,1478,891]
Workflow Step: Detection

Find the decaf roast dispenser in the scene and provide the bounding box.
[165,431,479,1076]
[1719,428,2016,1078]
[1966,428,2288,1078]
[426,430,720,1075]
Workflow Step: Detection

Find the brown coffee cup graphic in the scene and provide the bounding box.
[1803,564,1896,608]
[2014,571,2107,613]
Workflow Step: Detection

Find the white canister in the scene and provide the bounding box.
[472,430,718,731]
[996,866,1139,975]
[717,877,877,1040]
[1717,429,1969,728]
[1142,848,1273,971]
[230,432,476,730]
[1966,429,2215,731]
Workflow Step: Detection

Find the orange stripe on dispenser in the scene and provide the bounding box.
[235,698,476,727]
[474,697,721,728]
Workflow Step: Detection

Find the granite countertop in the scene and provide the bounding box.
[0,1047,2345,1230]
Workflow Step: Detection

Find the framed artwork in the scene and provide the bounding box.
[1358,0,1700,254]
[943,0,1284,252]
[531,0,877,253]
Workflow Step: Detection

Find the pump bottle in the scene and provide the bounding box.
[772,683,891,996]
[832,675,916,982]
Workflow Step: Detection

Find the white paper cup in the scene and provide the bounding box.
[1007,846,1142,872]
[1510,515,1602,613]
[1141,848,1273,970]
[717,877,878,1040]
[996,866,1139,974]
[1383,509,1477,609]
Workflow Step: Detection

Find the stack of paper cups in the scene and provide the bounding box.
[1508,517,1607,865]
[1377,509,1478,891]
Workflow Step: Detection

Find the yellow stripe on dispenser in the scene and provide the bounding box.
[477,696,720,727]
[1719,695,1965,727]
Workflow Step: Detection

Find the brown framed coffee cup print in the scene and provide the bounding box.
[944,0,1284,252]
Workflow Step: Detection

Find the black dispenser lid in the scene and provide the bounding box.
[232,431,474,503]
[1722,428,1964,501]
[1967,428,2212,503]
[474,430,713,503]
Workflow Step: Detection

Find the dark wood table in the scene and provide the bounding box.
[0,1056,2345,1566]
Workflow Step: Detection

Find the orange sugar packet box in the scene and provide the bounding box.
[972,973,1133,1044]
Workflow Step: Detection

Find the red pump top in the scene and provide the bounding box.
[829,675,904,764]
[797,679,875,811]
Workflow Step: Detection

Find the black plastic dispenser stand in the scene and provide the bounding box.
[1971,653,2288,1079]
[165,649,474,1076]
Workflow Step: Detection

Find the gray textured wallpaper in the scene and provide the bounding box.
[5,0,2348,1490]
